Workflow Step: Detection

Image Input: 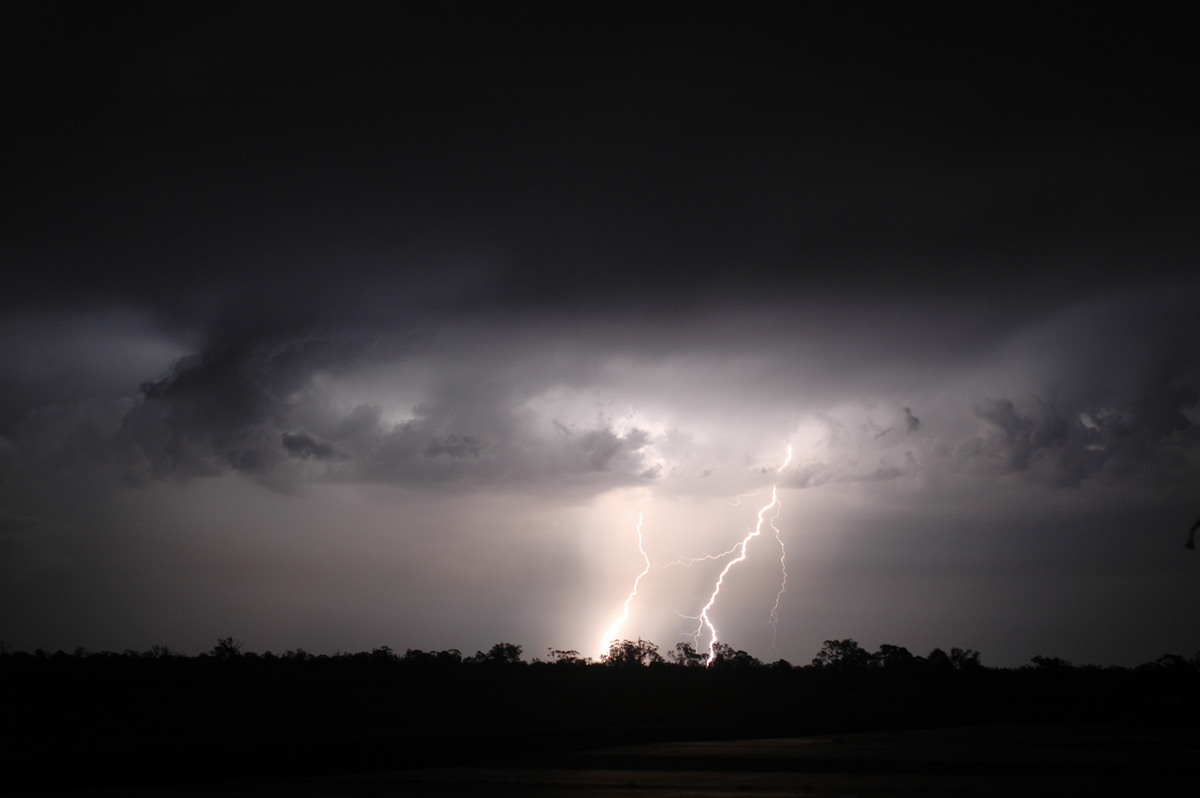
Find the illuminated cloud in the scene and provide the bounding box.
[2,5,1197,667]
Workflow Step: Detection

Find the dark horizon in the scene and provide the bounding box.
[5,634,1195,674]
[6,630,1198,795]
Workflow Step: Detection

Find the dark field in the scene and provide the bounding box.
[5,650,1198,796]
[15,724,1199,797]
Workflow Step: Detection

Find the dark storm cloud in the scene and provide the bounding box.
[4,4,1200,663]
[0,310,187,435]
[7,271,1196,498]
[957,388,1200,489]
[576,427,646,472]
[64,302,668,492]
[959,398,1097,487]
[5,5,1194,331]
[424,433,485,460]
[939,282,1200,488]
[280,432,338,461]
[116,318,364,481]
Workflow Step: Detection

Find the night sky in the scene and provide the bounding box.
[3,4,1198,666]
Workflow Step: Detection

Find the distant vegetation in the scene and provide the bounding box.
[5,635,1194,672]
[3,637,1197,791]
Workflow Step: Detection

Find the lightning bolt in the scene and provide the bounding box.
[724,490,760,506]
[768,446,793,648]
[659,540,743,569]
[597,512,651,658]
[592,446,794,665]
[767,500,787,648]
[690,485,779,665]
[688,445,793,666]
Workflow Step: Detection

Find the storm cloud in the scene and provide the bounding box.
[2,5,1198,666]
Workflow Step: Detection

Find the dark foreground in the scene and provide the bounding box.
[14,723,1200,797]
[349,722,1200,797]
[5,650,1198,795]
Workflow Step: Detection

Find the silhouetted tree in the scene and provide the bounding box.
[469,642,523,665]
[874,643,916,671]
[403,648,435,665]
[435,648,462,666]
[603,638,663,667]
[925,647,954,673]
[370,646,397,663]
[812,639,873,671]
[1148,653,1192,672]
[709,642,761,670]
[547,648,589,665]
[950,647,983,672]
[668,641,706,668]
[211,637,242,660]
[1030,655,1072,670]
[402,648,463,667]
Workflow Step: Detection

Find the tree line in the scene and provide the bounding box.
[4,635,1197,674]
[4,635,1198,792]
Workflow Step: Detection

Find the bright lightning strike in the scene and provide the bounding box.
[724,490,760,506]
[769,445,793,649]
[597,512,650,659]
[660,540,743,569]
[591,446,794,665]
[767,501,787,648]
[691,485,780,665]
[686,445,793,666]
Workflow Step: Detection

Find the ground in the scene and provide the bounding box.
[19,723,1198,797]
